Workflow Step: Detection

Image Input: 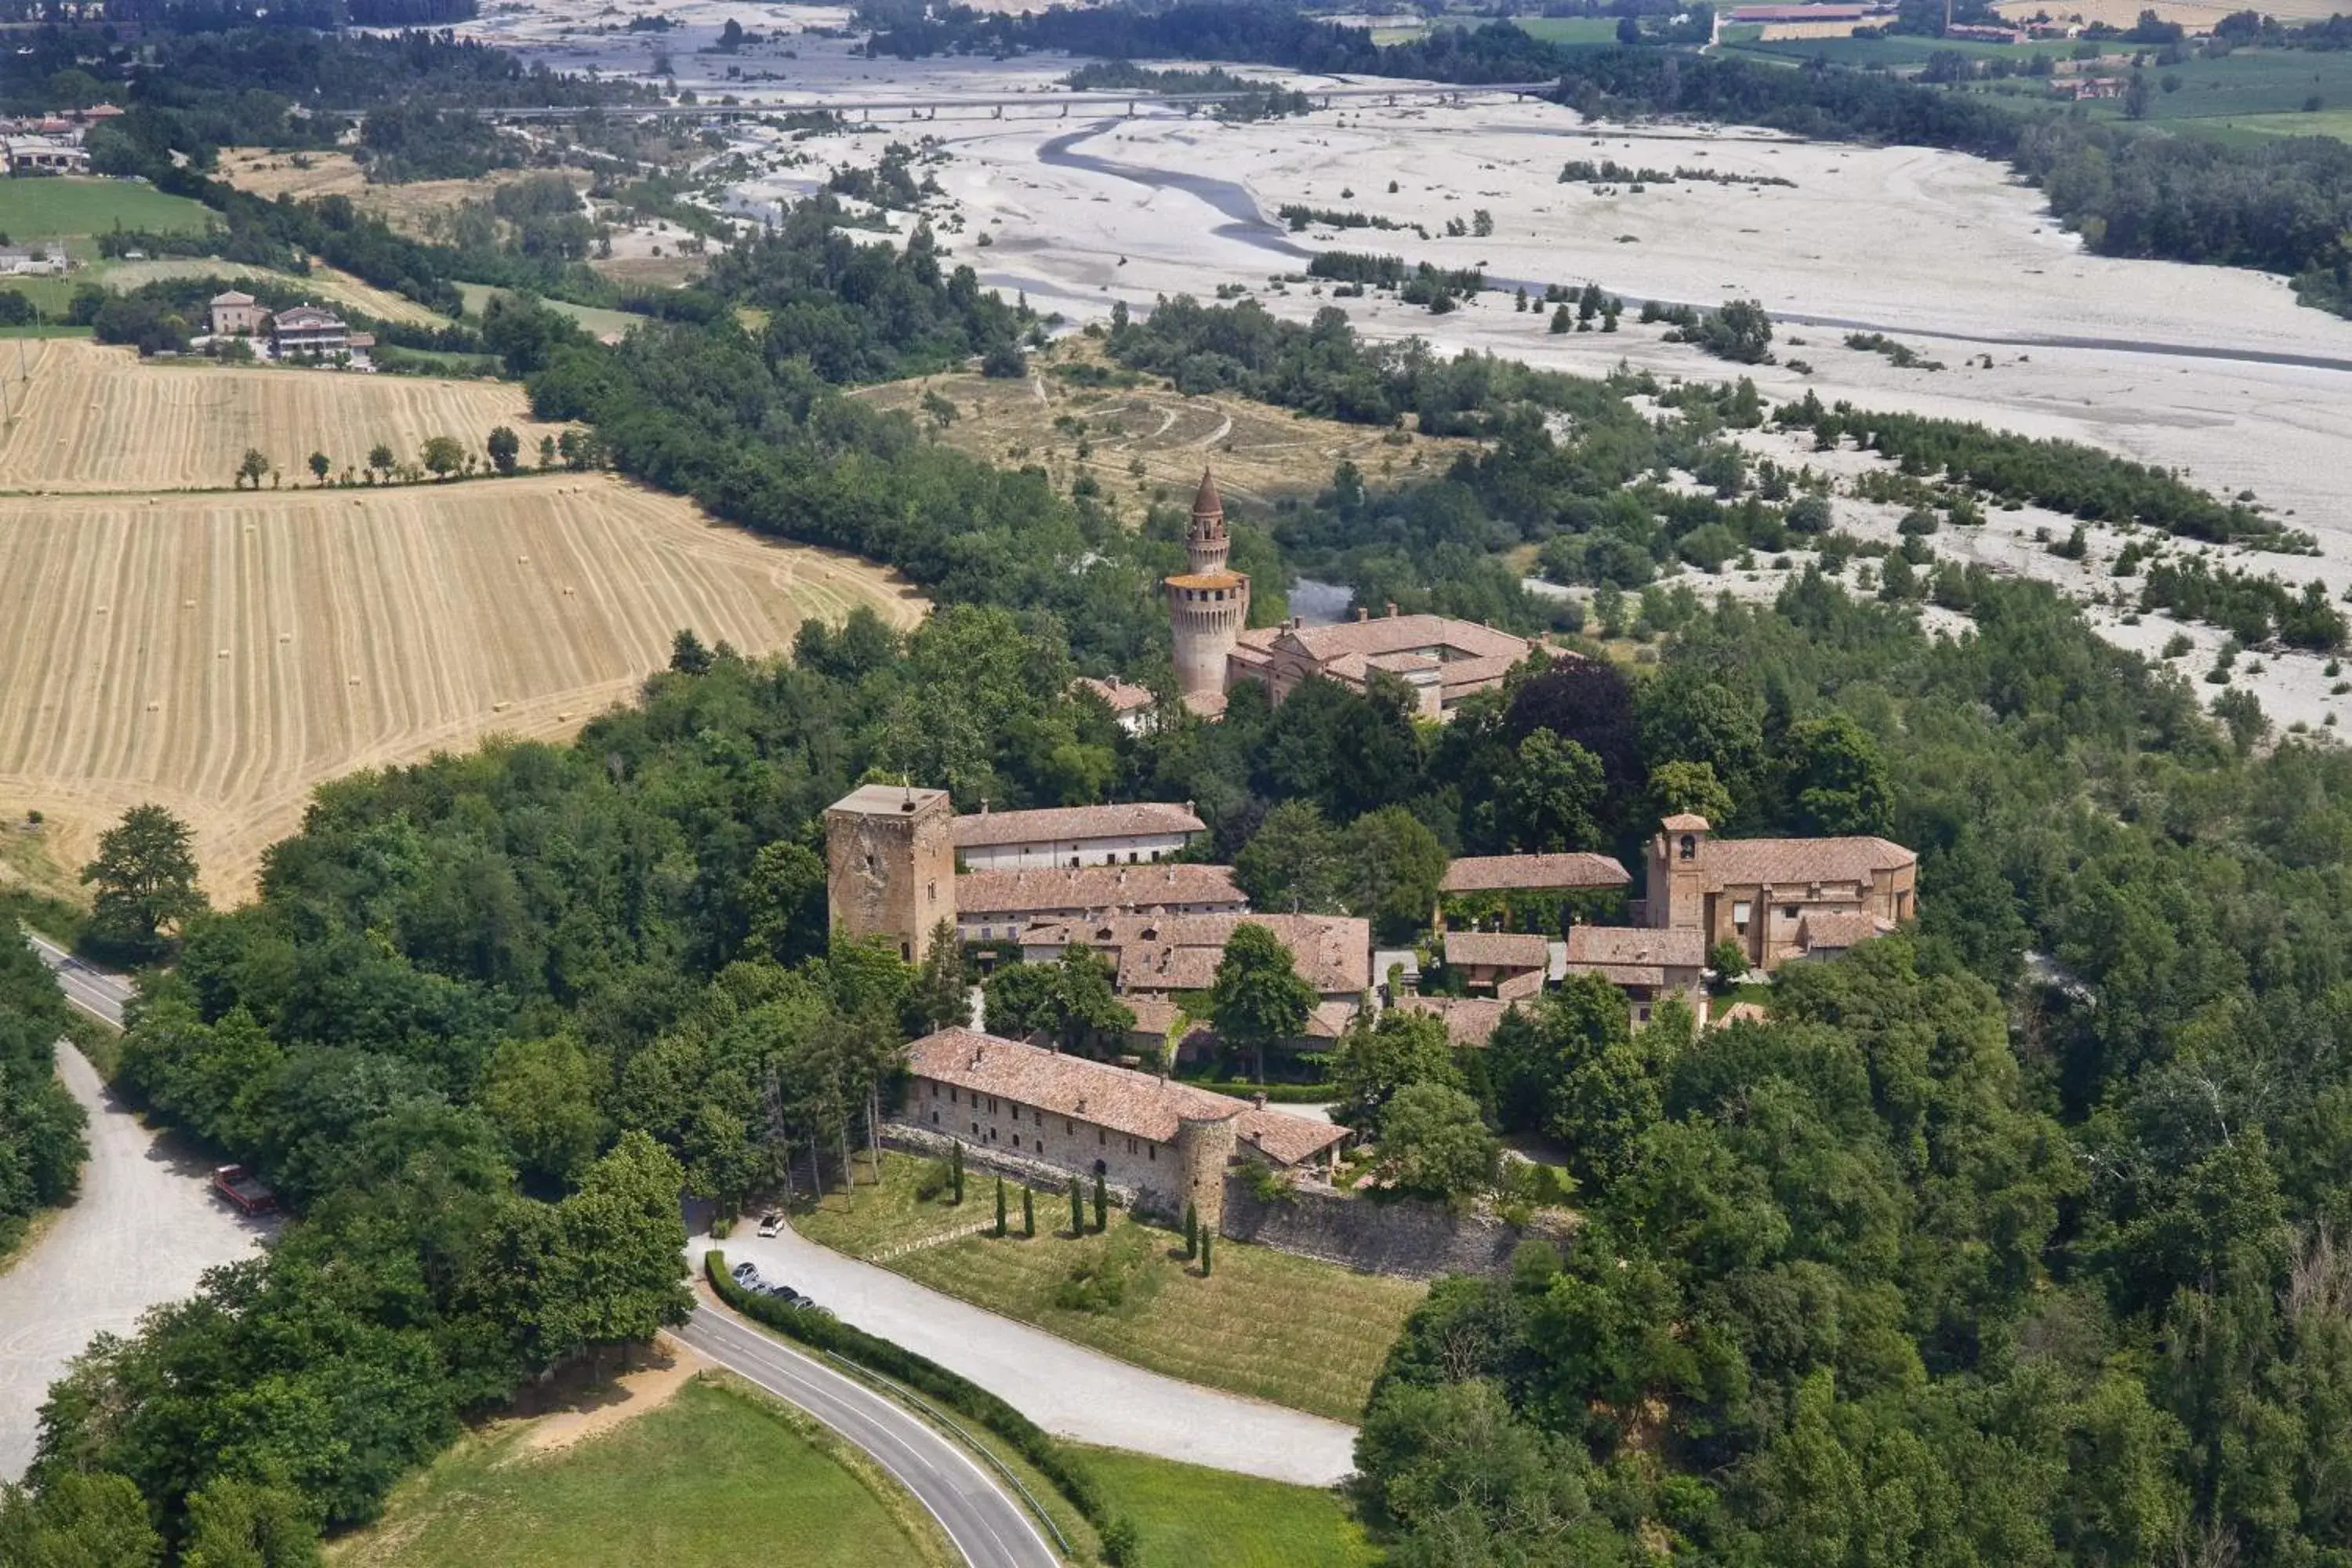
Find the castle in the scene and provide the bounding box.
[1167,466,1555,720]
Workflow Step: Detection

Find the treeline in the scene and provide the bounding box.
[1776,390,2294,546]
[1279,204,1403,231]
[2138,555,2346,650]
[1559,157,1795,187]
[0,918,86,1262]
[1065,60,1313,119]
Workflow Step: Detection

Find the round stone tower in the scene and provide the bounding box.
[1173,1103,1240,1233]
[1166,466,1249,700]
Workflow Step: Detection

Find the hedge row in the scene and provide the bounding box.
[702,1251,1138,1563]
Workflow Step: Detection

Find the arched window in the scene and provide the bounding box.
[1679,833,1697,861]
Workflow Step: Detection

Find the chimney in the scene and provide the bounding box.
[979,798,990,815]
[1253,1091,1269,1109]
[1354,606,1370,622]
[1385,601,1399,618]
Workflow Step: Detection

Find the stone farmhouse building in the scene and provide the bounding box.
[902,1027,1348,1225]
[208,290,263,337]
[1441,931,1552,1001]
[1437,851,1632,929]
[953,801,1204,872]
[1560,925,1708,1026]
[270,303,351,359]
[1642,814,1916,973]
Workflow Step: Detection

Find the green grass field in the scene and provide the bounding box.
[328,1376,952,1568]
[456,281,646,339]
[1083,1446,1380,1568]
[888,1207,1424,1422]
[0,177,213,239]
[790,1150,990,1258]
[1513,15,1625,44]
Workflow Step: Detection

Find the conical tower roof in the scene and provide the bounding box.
[1191,466,1223,522]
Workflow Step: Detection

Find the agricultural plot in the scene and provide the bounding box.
[93,258,456,327]
[0,178,213,241]
[0,472,923,898]
[0,338,540,492]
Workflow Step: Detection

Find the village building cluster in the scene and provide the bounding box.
[205,292,376,368]
[0,103,117,176]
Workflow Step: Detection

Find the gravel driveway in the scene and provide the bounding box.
[703,1222,1361,1486]
[0,1044,272,1482]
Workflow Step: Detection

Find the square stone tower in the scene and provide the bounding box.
[825,783,956,962]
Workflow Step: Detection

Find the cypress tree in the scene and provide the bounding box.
[1183,1201,1199,1260]
[1022,1184,1036,1237]
[1069,1174,1084,1236]
[1092,1169,1108,1232]
[949,1140,964,1204]
[1200,1227,1214,1276]
[994,1175,1007,1237]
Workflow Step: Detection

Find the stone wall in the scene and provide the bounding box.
[1218,1177,1552,1280]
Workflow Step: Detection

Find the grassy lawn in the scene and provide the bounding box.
[891,1209,1424,1423]
[329,1376,951,1568]
[0,177,213,239]
[456,281,647,339]
[1083,1446,1379,1568]
[1513,15,1624,44]
[789,1149,989,1259]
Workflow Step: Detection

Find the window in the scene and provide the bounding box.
[1098,1130,1106,1146]
[1679,833,1696,861]
[1012,1135,1021,1149]
[972,1122,980,1135]
[1065,1120,1073,1135]
[1128,851,1138,864]
[1069,856,1080,869]
[1636,1007,1651,1024]
[1780,905,1799,920]
[1732,901,1752,931]
[1125,1138,1136,1155]
[949,1087,958,1105]
[931,1111,940,1125]
[1148,1145,1156,1162]
[928,1082,937,1098]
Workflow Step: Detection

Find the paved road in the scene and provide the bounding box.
[24,931,129,1028]
[0,941,270,1483]
[704,1225,1360,1486]
[677,1308,1058,1568]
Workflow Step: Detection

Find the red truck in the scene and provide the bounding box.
[212,1164,277,1215]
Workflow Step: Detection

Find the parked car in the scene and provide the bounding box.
[731,1261,763,1290]
[757,1211,783,1238]
[764,1283,804,1306]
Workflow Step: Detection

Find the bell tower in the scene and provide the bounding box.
[1166,466,1249,700]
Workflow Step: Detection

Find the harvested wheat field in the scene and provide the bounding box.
[0,338,549,493]
[216,149,588,242]
[0,474,925,898]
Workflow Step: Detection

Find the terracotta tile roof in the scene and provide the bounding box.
[1661,813,1713,833]
[1165,571,1248,591]
[1695,836,1916,891]
[1562,926,1708,988]
[1393,996,1512,1047]
[1798,910,1889,950]
[957,863,1245,920]
[1192,466,1222,518]
[1241,1106,1347,1164]
[953,802,1203,851]
[1441,853,1631,894]
[1564,927,1708,968]
[1180,688,1230,719]
[906,1027,1342,1164]
[1279,614,1530,666]
[1075,677,1156,714]
[1022,913,1372,996]
[210,289,256,306]
[1305,997,1362,1040]
[1443,931,1552,971]
[271,305,345,331]
[1436,653,1526,691]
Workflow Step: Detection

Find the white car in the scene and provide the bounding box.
[757,1211,783,1238]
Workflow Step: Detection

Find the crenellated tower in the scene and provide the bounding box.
[1166,466,1250,699]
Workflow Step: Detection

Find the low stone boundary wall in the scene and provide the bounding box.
[1219,1178,1549,1279]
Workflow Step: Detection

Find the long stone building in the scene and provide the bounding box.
[902,1027,1347,1225]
